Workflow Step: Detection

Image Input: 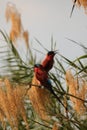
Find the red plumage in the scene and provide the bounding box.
[34,64,66,109]
[34,64,53,91]
[41,51,56,72]
[34,64,48,85]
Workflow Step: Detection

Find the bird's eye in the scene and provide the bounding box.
[47,51,54,55]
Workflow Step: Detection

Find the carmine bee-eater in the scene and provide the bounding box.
[34,64,66,109]
[41,51,57,72]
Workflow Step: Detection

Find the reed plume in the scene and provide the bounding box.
[5,3,23,42]
[0,78,29,130]
[52,122,59,130]
[72,0,87,12]
[66,70,87,115]
[5,2,29,49]
[23,31,29,49]
[28,75,51,121]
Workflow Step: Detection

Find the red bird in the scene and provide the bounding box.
[34,64,66,109]
[34,64,49,89]
[41,51,57,72]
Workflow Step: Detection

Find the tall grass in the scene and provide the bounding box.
[0,2,87,130]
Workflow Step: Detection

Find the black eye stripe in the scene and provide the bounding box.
[47,51,54,55]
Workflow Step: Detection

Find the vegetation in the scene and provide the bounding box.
[0,2,87,130]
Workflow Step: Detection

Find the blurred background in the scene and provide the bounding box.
[0,0,87,60]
